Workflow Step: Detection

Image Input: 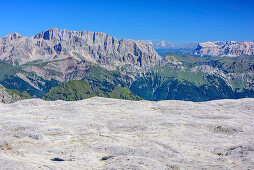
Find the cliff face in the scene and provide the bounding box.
[0,28,160,67]
[195,41,254,57]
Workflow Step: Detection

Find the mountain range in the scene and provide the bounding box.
[0,28,254,102]
[146,40,198,50]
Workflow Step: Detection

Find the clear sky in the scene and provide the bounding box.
[0,0,253,44]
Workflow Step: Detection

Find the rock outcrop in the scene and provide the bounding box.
[0,28,160,67]
[195,41,254,57]
[0,85,21,103]
[0,97,253,169]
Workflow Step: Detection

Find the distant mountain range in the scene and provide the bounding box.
[0,28,254,102]
[148,40,254,57]
[195,41,254,57]
[145,40,198,56]
[145,40,198,50]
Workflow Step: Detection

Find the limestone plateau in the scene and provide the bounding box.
[0,97,253,169]
[0,28,160,67]
[195,41,254,57]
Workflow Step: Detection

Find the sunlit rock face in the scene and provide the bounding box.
[0,97,253,169]
[195,41,254,57]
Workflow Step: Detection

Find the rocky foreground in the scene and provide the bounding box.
[0,97,253,169]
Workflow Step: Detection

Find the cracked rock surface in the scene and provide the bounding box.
[0,97,253,169]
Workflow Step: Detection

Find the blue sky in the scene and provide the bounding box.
[0,0,253,44]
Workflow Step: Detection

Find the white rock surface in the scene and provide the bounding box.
[0,97,253,169]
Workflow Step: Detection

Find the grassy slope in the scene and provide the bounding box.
[109,86,143,101]
[42,80,142,101]
[130,70,237,101]
[6,89,31,99]
[85,64,133,92]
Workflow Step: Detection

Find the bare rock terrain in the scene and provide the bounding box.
[0,97,253,169]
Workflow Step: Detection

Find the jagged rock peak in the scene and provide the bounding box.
[4,32,23,40]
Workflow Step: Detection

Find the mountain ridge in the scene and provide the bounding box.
[0,28,160,68]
